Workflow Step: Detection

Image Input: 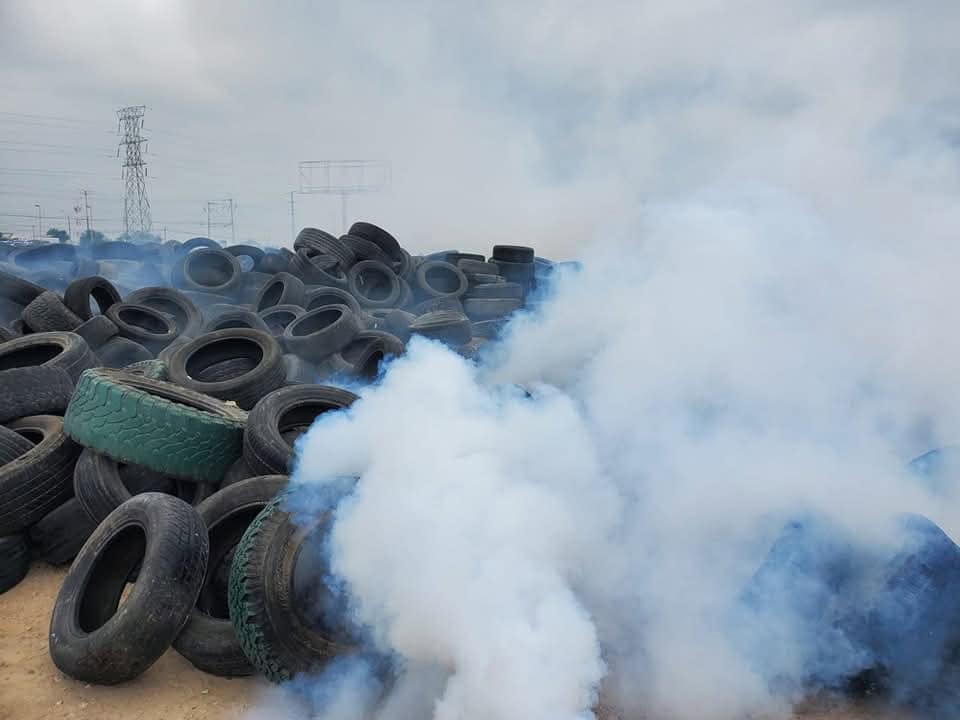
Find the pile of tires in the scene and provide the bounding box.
[0,224,562,685]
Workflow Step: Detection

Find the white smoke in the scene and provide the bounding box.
[280,186,960,720]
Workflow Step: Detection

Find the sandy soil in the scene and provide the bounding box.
[0,565,907,720]
[0,565,265,720]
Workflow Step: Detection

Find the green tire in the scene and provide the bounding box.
[228,492,349,682]
[63,368,246,483]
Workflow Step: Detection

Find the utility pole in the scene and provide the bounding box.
[298,160,390,234]
[205,199,234,244]
[34,204,41,241]
[82,190,92,240]
[289,191,296,242]
[117,105,151,234]
[66,215,71,240]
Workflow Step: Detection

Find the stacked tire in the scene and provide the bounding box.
[0,224,561,685]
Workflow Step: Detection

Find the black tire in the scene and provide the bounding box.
[288,250,349,288]
[64,368,246,483]
[490,258,534,288]
[176,236,220,255]
[0,331,96,383]
[0,366,75,424]
[347,260,401,309]
[414,260,468,301]
[281,354,318,386]
[49,493,209,685]
[29,498,97,566]
[259,304,305,341]
[340,233,394,266]
[457,259,499,275]
[465,272,503,286]
[471,318,507,340]
[303,286,362,315]
[171,248,242,295]
[96,336,153,368]
[237,271,272,304]
[412,296,464,316]
[466,281,523,299]
[221,455,256,487]
[228,491,355,682]
[0,423,36,464]
[0,299,23,326]
[90,240,148,261]
[0,269,44,307]
[463,297,522,321]
[409,310,473,347]
[282,305,361,364]
[179,290,234,310]
[491,244,535,263]
[244,385,358,475]
[348,221,403,260]
[0,534,30,594]
[257,252,290,275]
[224,245,265,270]
[325,330,404,380]
[167,328,285,411]
[295,228,356,269]
[105,303,179,353]
[125,287,203,338]
[9,243,77,269]
[255,272,305,312]
[202,305,271,334]
[156,335,191,364]
[63,276,122,320]
[74,448,177,524]
[174,475,288,677]
[0,415,80,536]
[367,308,415,343]
[22,291,83,333]
[74,314,118,351]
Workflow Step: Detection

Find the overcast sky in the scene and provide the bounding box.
[1,0,958,255]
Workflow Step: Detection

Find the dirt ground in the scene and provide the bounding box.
[0,565,264,720]
[0,565,907,720]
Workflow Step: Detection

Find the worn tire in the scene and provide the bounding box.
[244,384,358,475]
[347,260,401,309]
[203,305,270,334]
[29,498,97,566]
[22,291,83,333]
[463,297,522,321]
[171,248,242,295]
[228,492,354,682]
[166,329,285,411]
[123,359,169,381]
[106,303,179,353]
[63,276,122,320]
[125,287,203,338]
[49,493,209,684]
[295,228,356,269]
[289,250,349,288]
[174,475,288,676]
[255,273,305,312]
[303,286,362,315]
[0,415,80,536]
[414,260,468,301]
[64,368,246,483]
[0,331,96,383]
[259,304,305,343]
[466,281,523,299]
[409,310,473,347]
[282,305,360,364]
[0,269,44,308]
[0,366,75,424]
[325,330,404,380]
[0,534,30,594]
[491,244,535,263]
[221,455,256,487]
[96,337,153,368]
[73,314,118,351]
[73,448,178,524]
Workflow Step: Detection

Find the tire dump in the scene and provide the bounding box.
[1,224,960,719]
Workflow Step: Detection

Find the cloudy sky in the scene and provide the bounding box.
[0,1,958,254]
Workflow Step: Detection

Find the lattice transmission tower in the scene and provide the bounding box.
[117,105,152,234]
